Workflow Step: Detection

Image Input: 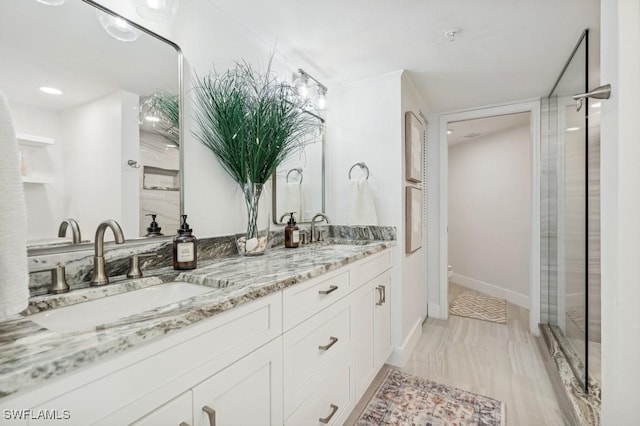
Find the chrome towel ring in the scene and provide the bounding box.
[286,167,303,184]
[349,162,369,180]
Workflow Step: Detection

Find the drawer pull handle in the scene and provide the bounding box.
[319,336,339,351]
[202,406,216,426]
[381,284,386,303]
[179,423,191,426]
[319,404,339,424]
[376,286,383,305]
[319,285,338,295]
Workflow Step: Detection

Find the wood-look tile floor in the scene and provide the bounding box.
[345,283,577,425]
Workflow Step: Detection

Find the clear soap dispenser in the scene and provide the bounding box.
[173,214,197,270]
[284,212,300,248]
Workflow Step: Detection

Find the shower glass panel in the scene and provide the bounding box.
[541,30,595,391]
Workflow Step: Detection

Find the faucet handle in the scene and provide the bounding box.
[126,254,157,279]
[30,265,70,294]
[299,229,309,245]
[318,229,328,242]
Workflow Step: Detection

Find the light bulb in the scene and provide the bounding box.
[317,89,326,110]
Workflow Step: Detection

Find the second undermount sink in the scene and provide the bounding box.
[27,282,213,333]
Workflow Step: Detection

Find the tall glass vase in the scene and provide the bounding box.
[235,183,270,256]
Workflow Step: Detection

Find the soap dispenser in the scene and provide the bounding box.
[284,212,300,248]
[173,214,197,270]
[145,214,164,237]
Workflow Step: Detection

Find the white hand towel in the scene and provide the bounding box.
[347,178,378,226]
[284,182,304,222]
[0,91,29,319]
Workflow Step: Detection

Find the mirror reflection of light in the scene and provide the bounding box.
[35,0,67,5]
[566,127,581,132]
[114,17,128,29]
[40,86,63,95]
[147,0,162,9]
[145,115,161,123]
[447,129,453,135]
[591,102,602,108]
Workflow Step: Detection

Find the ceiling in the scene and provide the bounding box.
[207,0,600,112]
[447,112,530,146]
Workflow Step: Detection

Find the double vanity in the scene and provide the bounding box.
[0,232,395,426]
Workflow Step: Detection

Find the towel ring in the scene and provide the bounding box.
[286,167,303,184]
[349,162,369,180]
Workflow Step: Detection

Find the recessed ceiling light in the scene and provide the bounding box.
[35,0,67,5]
[464,132,482,139]
[447,129,453,135]
[39,87,62,95]
[591,102,602,108]
[566,127,581,132]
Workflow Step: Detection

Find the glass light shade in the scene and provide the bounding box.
[96,11,141,42]
[135,0,179,23]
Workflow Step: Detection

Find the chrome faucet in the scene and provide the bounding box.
[58,218,82,244]
[310,213,330,243]
[90,219,125,286]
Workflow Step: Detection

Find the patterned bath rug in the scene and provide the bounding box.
[449,291,507,324]
[356,369,505,426]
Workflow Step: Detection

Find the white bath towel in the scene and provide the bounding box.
[347,178,378,226]
[284,182,304,222]
[0,91,29,319]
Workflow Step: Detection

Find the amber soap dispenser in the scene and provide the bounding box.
[173,214,197,270]
[284,212,300,248]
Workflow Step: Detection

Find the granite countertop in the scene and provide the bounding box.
[0,240,395,399]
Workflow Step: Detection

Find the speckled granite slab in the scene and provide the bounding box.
[0,238,395,398]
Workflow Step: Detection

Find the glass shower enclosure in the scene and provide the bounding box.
[540,29,601,391]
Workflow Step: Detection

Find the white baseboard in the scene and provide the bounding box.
[387,317,423,367]
[427,303,444,319]
[451,273,529,308]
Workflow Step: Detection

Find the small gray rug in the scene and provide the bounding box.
[450,291,507,324]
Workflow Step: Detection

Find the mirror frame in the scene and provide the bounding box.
[271,113,326,225]
[26,0,184,256]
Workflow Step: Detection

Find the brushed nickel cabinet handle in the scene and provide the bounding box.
[381,284,386,303]
[202,406,216,426]
[318,336,339,351]
[179,423,191,426]
[376,286,383,305]
[319,404,339,424]
[319,285,338,295]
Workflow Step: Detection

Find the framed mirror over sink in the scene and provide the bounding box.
[0,0,183,248]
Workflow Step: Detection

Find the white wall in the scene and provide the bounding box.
[448,123,531,307]
[600,0,640,423]
[9,103,65,241]
[326,70,429,365]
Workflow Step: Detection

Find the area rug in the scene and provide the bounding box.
[449,291,507,324]
[356,369,505,426]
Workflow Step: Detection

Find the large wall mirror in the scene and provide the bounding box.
[272,119,325,224]
[0,0,182,248]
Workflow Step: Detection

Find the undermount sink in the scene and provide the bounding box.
[27,282,213,333]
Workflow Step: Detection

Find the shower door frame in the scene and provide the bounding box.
[437,99,542,335]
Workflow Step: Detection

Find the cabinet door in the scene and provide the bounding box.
[352,281,375,401]
[130,391,192,426]
[373,272,392,368]
[193,338,283,426]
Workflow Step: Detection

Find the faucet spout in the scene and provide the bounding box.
[310,213,330,243]
[58,218,82,244]
[90,219,125,286]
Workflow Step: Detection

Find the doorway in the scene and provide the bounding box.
[438,101,542,334]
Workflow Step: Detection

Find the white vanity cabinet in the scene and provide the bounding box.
[192,338,283,426]
[2,246,395,426]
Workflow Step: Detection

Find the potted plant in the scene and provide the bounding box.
[192,59,318,255]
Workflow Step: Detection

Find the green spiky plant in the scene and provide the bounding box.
[192,58,319,253]
[151,92,180,146]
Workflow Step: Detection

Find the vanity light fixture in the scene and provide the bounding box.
[294,69,328,110]
[39,86,63,95]
[96,10,141,42]
[35,0,67,6]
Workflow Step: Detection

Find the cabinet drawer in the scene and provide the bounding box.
[283,301,351,416]
[285,349,353,426]
[352,248,392,288]
[283,269,350,331]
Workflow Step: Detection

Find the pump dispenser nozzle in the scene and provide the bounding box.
[145,214,163,237]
